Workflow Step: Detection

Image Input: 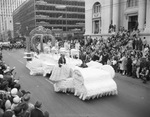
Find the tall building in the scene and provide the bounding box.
[13,0,85,38]
[0,0,27,41]
[85,0,150,43]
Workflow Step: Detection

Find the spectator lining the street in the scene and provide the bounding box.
[0,53,49,117]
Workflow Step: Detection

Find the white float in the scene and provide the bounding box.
[26,57,44,75]
[26,53,117,100]
[26,52,81,76]
[70,49,79,59]
[53,78,74,93]
[73,67,117,100]
[51,64,117,100]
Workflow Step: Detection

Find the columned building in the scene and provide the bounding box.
[85,0,150,43]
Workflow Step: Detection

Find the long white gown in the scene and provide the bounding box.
[49,64,73,82]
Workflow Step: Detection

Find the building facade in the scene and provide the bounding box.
[13,0,85,38]
[85,0,150,42]
[0,0,27,41]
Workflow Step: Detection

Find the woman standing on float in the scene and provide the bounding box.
[49,51,72,91]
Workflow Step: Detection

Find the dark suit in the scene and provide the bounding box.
[58,56,66,67]
[80,53,87,62]
[30,108,44,117]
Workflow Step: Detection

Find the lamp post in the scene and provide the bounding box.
[55,5,67,32]
[15,22,21,37]
[25,26,30,53]
[23,25,32,61]
[0,14,6,41]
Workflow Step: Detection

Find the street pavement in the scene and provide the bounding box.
[2,49,150,117]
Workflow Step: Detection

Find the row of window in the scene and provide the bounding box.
[35,5,85,12]
[36,19,84,25]
[43,26,82,32]
[14,11,34,23]
[92,0,138,15]
[13,2,35,23]
[127,0,138,7]
[13,11,35,28]
[35,0,85,6]
[14,0,34,15]
[0,0,23,11]
[14,20,35,36]
[36,12,85,19]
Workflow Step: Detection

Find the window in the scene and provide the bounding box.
[94,21,100,34]
[127,0,138,7]
[92,2,101,34]
[93,2,101,13]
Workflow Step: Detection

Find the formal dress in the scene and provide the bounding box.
[49,56,72,82]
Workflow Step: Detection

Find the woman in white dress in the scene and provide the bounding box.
[49,54,72,83]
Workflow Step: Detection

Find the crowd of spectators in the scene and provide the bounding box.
[0,52,49,117]
[0,42,25,51]
[0,27,148,117]
[80,28,150,84]
[56,27,150,84]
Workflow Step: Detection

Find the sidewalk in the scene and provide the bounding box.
[115,73,150,89]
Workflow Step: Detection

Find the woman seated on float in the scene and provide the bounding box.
[79,51,88,68]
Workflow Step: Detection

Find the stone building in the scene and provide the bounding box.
[85,0,150,43]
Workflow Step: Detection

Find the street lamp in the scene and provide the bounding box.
[0,15,7,41]
[55,5,67,31]
[15,22,21,37]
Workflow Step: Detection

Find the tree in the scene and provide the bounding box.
[7,30,12,38]
[7,30,12,41]
[66,34,73,40]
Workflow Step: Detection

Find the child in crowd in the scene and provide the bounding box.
[140,67,149,84]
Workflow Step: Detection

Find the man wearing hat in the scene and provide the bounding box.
[30,101,44,117]
[8,88,18,103]
[11,96,21,111]
[14,83,23,98]
[3,100,14,117]
[23,93,34,112]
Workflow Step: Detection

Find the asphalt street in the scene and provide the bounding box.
[2,49,150,117]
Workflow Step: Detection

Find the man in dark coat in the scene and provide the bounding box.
[126,55,132,76]
[101,51,109,65]
[92,51,99,61]
[132,38,135,50]
[30,101,44,117]
[0,61,7,75]
[80,52,87,63]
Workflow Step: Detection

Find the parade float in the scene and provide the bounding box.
[25,26,56,75]
[73,64,117,100]
[25,26,118,100]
